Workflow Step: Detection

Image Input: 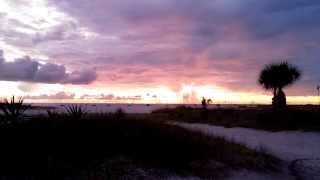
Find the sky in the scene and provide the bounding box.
[0,0,319,104]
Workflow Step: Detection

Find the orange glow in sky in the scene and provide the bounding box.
[3,83,316,105]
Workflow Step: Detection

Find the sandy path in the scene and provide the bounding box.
[175,122,320,161]
[174,122,320,180]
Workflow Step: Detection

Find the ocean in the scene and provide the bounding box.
[26,103,258,115]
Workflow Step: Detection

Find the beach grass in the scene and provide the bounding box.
[0,110,280,179]
[153,105,320,131]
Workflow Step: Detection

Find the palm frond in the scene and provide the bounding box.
[258,61,301,90]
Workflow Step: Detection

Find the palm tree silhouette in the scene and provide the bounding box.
[258,62,301,109]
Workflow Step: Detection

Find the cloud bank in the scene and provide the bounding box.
[0,50,96,84]
[25,92,75,100]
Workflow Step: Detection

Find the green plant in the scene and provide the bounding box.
[0,96,31,124]
[64,104,88,119]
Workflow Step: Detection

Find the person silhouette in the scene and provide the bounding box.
[201,97,207,109]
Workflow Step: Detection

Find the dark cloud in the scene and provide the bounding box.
[262,0,320,12]
[0,55,39,81]
[63,69,97,84]
[248,5,320,40]
[34,63,67,83]
[0,50,97,84]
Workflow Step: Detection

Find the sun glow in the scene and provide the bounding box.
[179,84,240,104]
[0,0,69,30]
[0,82,319,105]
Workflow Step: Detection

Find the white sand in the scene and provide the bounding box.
[174,122,320,180]
[175,122,320,161]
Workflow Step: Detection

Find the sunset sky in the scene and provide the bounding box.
[0,0,319,104]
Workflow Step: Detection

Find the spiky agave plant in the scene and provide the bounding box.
[0,96,31,124]
[64,104,88,119]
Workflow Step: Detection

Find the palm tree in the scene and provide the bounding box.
[258,62,301,109]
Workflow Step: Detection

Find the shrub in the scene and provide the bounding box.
[0,96,30,125]
[64,104,88,120]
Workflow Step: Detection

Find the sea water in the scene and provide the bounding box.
[26,103,255,115]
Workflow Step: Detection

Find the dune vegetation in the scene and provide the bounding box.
[153,105,320,131]
[0,97,281,179]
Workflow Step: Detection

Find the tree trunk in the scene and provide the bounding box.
[272,88,278,108]
[277,88,287,109]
